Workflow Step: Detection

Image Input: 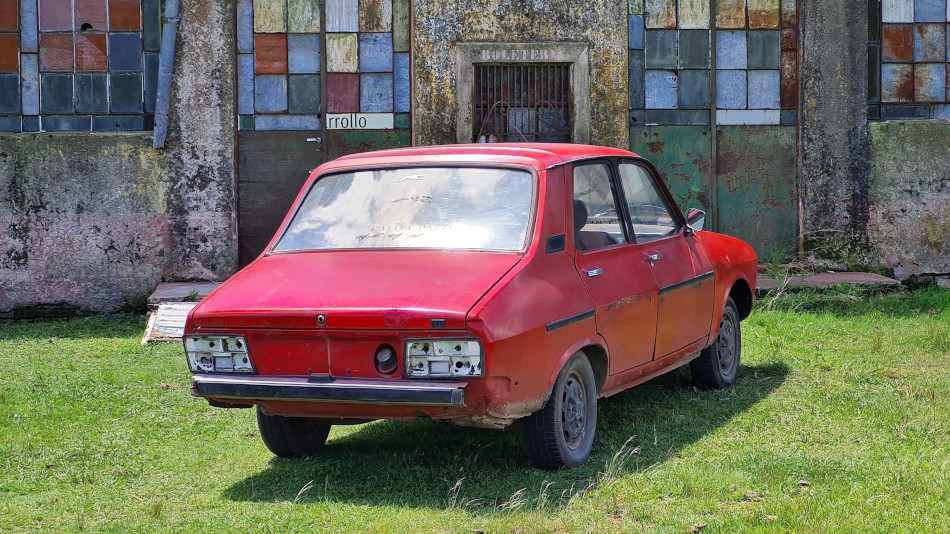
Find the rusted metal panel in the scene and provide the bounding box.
[326,129,411,160]
[326,32,358,72]
[882,24,913,61]
[881,63,914,102]
[748,0,780,29]
[629,126,713,218]
[393,0,410,52]
[780,0,796,28]
[645,0,676,28]
[253,0,286,33]
[716,126,797,258]
[882,0,913,22]
[913,63,945,102]
[360,0,393,32]
[780,49,797,108]
[679,0,710,29]
[716,0,747,29]
[288,0,320,33]
[913,23,945,62]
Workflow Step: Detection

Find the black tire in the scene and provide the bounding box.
[524,352,598,470]
[690,297,741,390]
[256,406,331,458]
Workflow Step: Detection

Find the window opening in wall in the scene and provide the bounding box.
[473,63,572,142]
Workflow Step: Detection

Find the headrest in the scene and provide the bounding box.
[573,199,588,232]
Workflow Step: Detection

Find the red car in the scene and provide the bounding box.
[184,144,757,469]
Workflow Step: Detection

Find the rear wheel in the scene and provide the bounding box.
[690,297,741,390]
[256,406,331,458]
[524,352,597,470]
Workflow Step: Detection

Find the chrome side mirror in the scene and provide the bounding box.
[686,208,706,232]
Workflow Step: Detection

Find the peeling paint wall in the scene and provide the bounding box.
[412,0,628,148]
[0,0,236,317]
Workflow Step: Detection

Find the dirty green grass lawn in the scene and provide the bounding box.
[2,288,949,533]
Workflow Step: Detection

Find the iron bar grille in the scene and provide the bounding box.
[473,64,573,143]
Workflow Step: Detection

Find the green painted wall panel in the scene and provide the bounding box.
[630,126,713,218]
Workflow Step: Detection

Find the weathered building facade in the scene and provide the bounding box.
[0,0,948,316]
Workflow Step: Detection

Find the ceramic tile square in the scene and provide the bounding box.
[629,50,645,108]
[0,116,21,131]
[679,30,709,68]
[716,69,747,108]
[629,0,643,15]
[42,115,91,130]
[628,110,646,126]
[326,0,358,32]
[716,0,746,28]
[629,15,644,49]
[748,0,780,28]
[326,72,360,112]
[679,0,710,29]
[0,73,19,113]
[394,52,410,112]
[678,69,710,108]
[644,69,677,109]
[326,33,358,73]
[913,23,945,61]
[781,0,796,28]
[914,0,945,21]
[395,112,410,128]
[144,52,158,112]
[360,72,393,112]
[645,109,709,124]
[645,0,677,28]
[747,70,780,108]
[75,33,108,71]
[288,0,321,33]
[239,114,254,130]
[0,0,17,31]
[288,74,321,113]
[40,33,74,72]
[932,104,950,119]
[781,28,797,50]
[108,33,142,71]
[255,115,321,130]
[254,0,287,33]
[40,73,74,113]
[254,74,288,113]
[255,34,288,74]
[21,0,39,52]
[645,30,676,68]
[93,114,144,130]
[882,104,930,118]
[393,0,410,51]
[21,53,39,114]
[74,0,107,31]
[881,63,914,101]
[780,108,796,124]
[359,33,393,73]
[23,116,40,131]
[882,0,914,22]
[110,72,141,112]
[0,33,18,71]
[39,0,71,30]
[143,0,159,51]
[75,72,107,112]
[288,34,321,74]
[781,49,798,107]
[109,0,140,30]
[913,62,945,100]
[237,53,254,114]
[236,0,253,53]
[716,30,747,69]
[716,109,779,124]
[883,24,914,61]
[360,0,392,32]
[747,30,780,69]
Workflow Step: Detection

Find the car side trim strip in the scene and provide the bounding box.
[658,271,715,295]
[192,375,466,406]
[546,309,595,332]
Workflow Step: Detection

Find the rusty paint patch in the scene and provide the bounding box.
[647,141,665,153]
[645,0,677,29]
[780,50,798,108]
[716,0,746,29]
[359,0,393,32]
[781,27,797,50]
[882,24,913,61]
[748,0,780,29]
[781,0,796,28]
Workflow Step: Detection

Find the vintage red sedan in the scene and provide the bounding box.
[184,144,757,469]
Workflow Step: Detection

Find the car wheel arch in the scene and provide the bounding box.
[544,338,609,403]
[727,277,753,320]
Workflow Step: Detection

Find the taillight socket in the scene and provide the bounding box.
[374,345,399,375]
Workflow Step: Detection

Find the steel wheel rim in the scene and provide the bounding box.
[717,313,737,374]
[561,370,588,448]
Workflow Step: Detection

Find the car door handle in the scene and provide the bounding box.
[585,268,604,277]
[646,253,663,261]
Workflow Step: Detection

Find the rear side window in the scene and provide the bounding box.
[618,163,679,243]
[572,162,627,251]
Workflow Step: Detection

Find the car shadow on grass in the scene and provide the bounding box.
[223,362,788,511]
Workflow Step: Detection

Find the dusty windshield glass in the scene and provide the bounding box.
[273,167,534,251]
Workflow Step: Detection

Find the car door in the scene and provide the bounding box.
[616,160,716,358]
[571,161,658,374]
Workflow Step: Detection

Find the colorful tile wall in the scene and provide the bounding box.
[631,0,795,126]
[870,0,950,119]
[1,0,158,132]
[238,0,411,131]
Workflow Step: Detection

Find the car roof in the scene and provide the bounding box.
[317,143,643,174]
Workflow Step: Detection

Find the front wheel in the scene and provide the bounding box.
[690,297,741,390]
[256,406,331,458]
[524,352,598,470]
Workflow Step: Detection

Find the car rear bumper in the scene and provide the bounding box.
[191,374,467,406]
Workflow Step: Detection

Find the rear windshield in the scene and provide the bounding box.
[273,167,535,252]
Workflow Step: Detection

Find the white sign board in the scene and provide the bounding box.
[326,113,394,130]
